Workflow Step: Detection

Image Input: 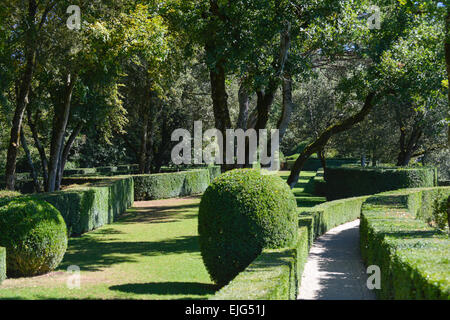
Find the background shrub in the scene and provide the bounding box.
[325,166,437,200]
[198,169,298,286]
[0,200,68,277]
[133,169,214,201]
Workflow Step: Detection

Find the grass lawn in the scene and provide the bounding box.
[0,170,325,300]
[277,171,326,210]
[0,197,217,300]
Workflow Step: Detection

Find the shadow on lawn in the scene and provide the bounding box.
[59,235,200,272]
[118,203,199,224]
[109,282,219,297]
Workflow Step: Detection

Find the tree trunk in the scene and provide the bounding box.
[27,109,49,189]
[396,124,422,166]
[237,80,249,130]
[287,92,376,188]
[278,73,295,143]
[47,73,76,192]
[318,148,327,173]
[139,113,149,174]
[20,126,41,192]
[56,122,83,190]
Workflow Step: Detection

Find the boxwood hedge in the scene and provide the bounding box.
[360,187,450,300]
[212,187,370,299]
[0,177,134,236]
[325,166,437,200]
[299,195,369,246]
[133,169,216,201]
[199,169,298,286]
[211,227,309,300]
[0,200,68,277]
[0,247,5,285]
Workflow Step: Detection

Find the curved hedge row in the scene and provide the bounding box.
[325,166,437,200]
[212,227,308,300]
[360,187,450,299]
[0,247,5,285]
[299,195,369,245]
[212,191,369,300]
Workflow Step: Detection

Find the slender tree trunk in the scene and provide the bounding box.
[5,57,37,190]
[56,122,83,190]
[20,126,41,192]
[287,92,376,188]
[27,109,48,189]
[237,80,249,130]
[278,73,295,143]
[47,73,76,192]
[139,113,149,174]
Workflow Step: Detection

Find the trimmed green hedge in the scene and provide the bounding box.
[133,169,217,201]
[299,196,369,246]
[212,191,368,299]
[0,247,5,285]
[325,166,437,200]
[211,227,309,300]
[285,157,357,171]
[0,177,134,236]
[360,187,450,300]
[0,200,68,277]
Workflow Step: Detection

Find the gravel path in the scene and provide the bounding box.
[298,220,377,300]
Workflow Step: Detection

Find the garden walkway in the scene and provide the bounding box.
[298,220,377,300]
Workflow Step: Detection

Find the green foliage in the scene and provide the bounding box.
[325,166,437,200]
[211,227,309,300]
[198,169,298,286]
[360,188,450,299]
[0,200,68,278]
[133,169,214,201]
[0,246,5,285]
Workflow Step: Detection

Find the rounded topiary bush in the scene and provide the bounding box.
[198,169,298,286]
[0,200,68,277]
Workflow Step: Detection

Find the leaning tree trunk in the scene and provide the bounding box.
[5,54,36,190]
[4,1,39,190]
[287,92,376,188]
